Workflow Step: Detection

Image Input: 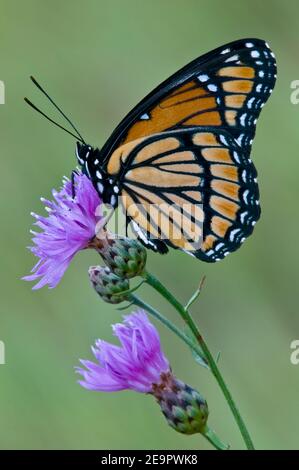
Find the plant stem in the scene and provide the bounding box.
[203,426,230,451]
[142,270,255,450]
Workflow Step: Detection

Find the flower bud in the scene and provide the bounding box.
[88,265,129,304]
[93,232,147,279]
[152,372,208,435]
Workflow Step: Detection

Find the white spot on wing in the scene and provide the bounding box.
[216,242,225,250]
[247,97,255,109]
[229,228,241,242]
[221,48,231,54]
[243,189,249,204]
[198,74,209,82]
[220,134,228,146]
[97,182,104,193]
[240,113,247,126]
[236,134,244,146]
[233,151,240,163]
[132,221,157,249]
[225,55,238,62]
[207,84,217,92]
[240,211,248,223]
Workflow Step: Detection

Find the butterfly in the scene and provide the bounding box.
[26,38,276,262]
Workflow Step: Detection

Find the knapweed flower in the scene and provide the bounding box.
[76,310,210,436]
[77,310,170,392]
[23,172,103,289]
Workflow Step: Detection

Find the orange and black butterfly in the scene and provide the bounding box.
[26,38,276,262]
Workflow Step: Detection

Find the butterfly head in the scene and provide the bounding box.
[75,141,103,183]
[76,142,93,166]
[75,142,119,208]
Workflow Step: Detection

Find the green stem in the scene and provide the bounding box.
[203,426,230,451]
[142,270,254,451]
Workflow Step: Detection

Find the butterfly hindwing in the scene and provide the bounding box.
[107,127,260,262]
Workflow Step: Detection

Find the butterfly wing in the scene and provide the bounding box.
[95,38,276,261]
[108,127,259,262]
[101,38,276,163]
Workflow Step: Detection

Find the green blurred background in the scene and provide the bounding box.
[1,0,298,450]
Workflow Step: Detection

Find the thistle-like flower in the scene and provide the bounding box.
[76,310,210,436]
[23,172,103,289]
[77,310,170,392]
[24,170,148,290]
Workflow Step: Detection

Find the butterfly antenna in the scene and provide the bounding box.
[27,76,86,143]
[24,97,84,141]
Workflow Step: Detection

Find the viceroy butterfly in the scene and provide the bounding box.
[26,38,276,262]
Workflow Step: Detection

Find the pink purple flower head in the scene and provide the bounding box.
[23,171,102,289]
[76,310,170,393]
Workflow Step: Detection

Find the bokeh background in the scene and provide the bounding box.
[1,0,298,450]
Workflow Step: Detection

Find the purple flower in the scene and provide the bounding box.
[23,172,103,290]
[76,310,170,393]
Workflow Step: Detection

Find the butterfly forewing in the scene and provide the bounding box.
[101,38,276,162]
